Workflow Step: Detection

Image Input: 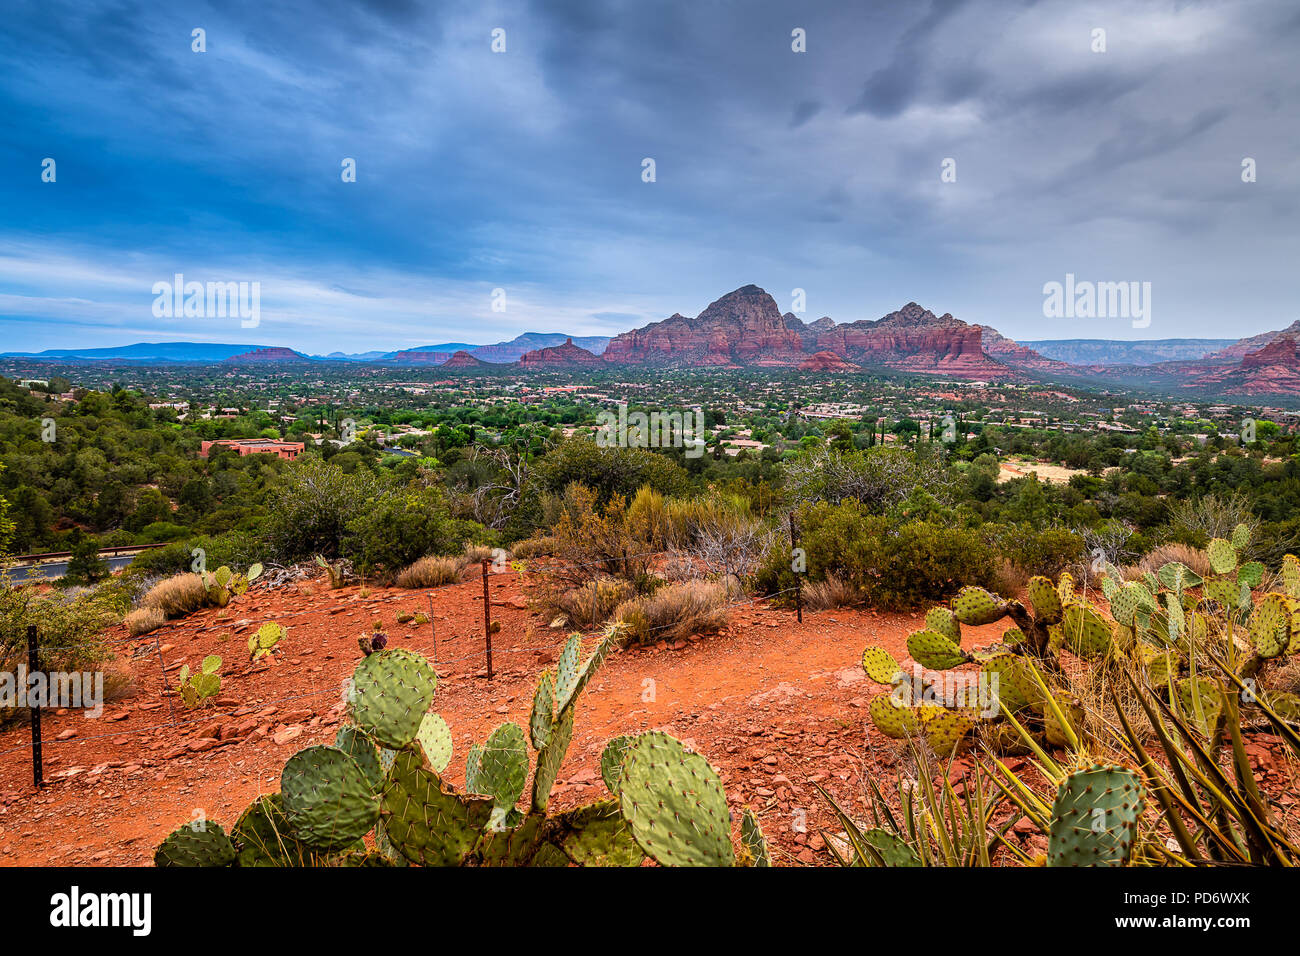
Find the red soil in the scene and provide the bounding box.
[1,573,1293,866]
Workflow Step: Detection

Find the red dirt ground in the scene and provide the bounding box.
[1,571,1294,866]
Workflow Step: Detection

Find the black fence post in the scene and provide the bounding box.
[27,625,43,789]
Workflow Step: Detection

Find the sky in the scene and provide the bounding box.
[1,0,1298,353]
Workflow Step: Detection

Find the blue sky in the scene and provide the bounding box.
[1,0,1298,353]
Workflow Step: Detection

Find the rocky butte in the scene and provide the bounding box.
[517,337,606,368]
[598,284,1014,379]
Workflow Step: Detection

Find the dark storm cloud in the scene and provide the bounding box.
[0,0,1297,350]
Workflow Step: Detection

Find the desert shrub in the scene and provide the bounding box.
[551,576,636,629]
[462,543,496,566]
[345,482,479,577]
[981,524,1084,578]
[545,485,652,584]
[803,574,862,611]
[127,530,264,580]
[265,458,380,561]
[1168,491,1260,548]
[124,605,166,636]
[1,583,121,724]
[782,444,955,511]
[611,579,730,645]
[395,555,463,588]
[531,439,692,507]
[754,502,996,610]
[509,535,556,559]
[139,573,209,618]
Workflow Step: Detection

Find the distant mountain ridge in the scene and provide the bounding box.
[5,289,1299,400]
[1020,338,1237,365]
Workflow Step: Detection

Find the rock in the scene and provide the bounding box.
[272,725,302,745]
[187,738,220,753]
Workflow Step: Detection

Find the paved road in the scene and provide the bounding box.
[4,554,138,583]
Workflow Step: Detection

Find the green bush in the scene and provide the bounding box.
[0,582,120,724]
[980,523,1084,577]
[345,483,480,577]
[755,501,996,610]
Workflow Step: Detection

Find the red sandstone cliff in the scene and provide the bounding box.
[601,287,1014,379]
[518,338,605,368]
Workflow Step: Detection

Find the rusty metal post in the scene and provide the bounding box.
[481,559,494,678]
[789,513,802,624]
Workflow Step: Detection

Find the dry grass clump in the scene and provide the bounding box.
[509,536,555,559]
[804,574,863,611]
[612,579,730,645]
[124,606,167,636]
[1137,542,1212,580]
[551,576,636,629]
[395,555,463,588]
[990,559,1029,599]
[462,543,496,566]
[139,573,209,618]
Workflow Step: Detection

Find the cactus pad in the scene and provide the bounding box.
[553,798,645,867]
[925,607,962,644]
[334,725,385,790]
[618,732,733,867]
[862,646,902,684]
[951,586,1007,626]
[1026,576,1063,624]
[529,670,555,750]
[739,808,770,867]
[980,653,1038,712]
[1061,603,1112,660]
[530,704,575,812]
[154,820,237,867]
[472,722,528,815]
[1281,554,1300,599]
[1248,593,1292,659]
[907,628,967,670]
[1041,693,1084,748]
[1207,538,1238,575]
[280,745,381,849]
[382,748,495,866]
[869,695,922,738]
[416,712,453,773]
[1057,571,1075,605]
[861,828,921,866]
[1047,765,1144,867]
[924,709,973,757]
[348,648,437,748]
[231,793,325,867]
[600,735,634,792]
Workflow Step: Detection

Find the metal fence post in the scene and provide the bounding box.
[27,625,43,789]
[481,559,494,679]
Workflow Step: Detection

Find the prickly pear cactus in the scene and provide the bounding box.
[618,732,734,867]
[1047,765,1144,867]
[154,821,237,867]
[280,745,381,849]
[348,648,437,748]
